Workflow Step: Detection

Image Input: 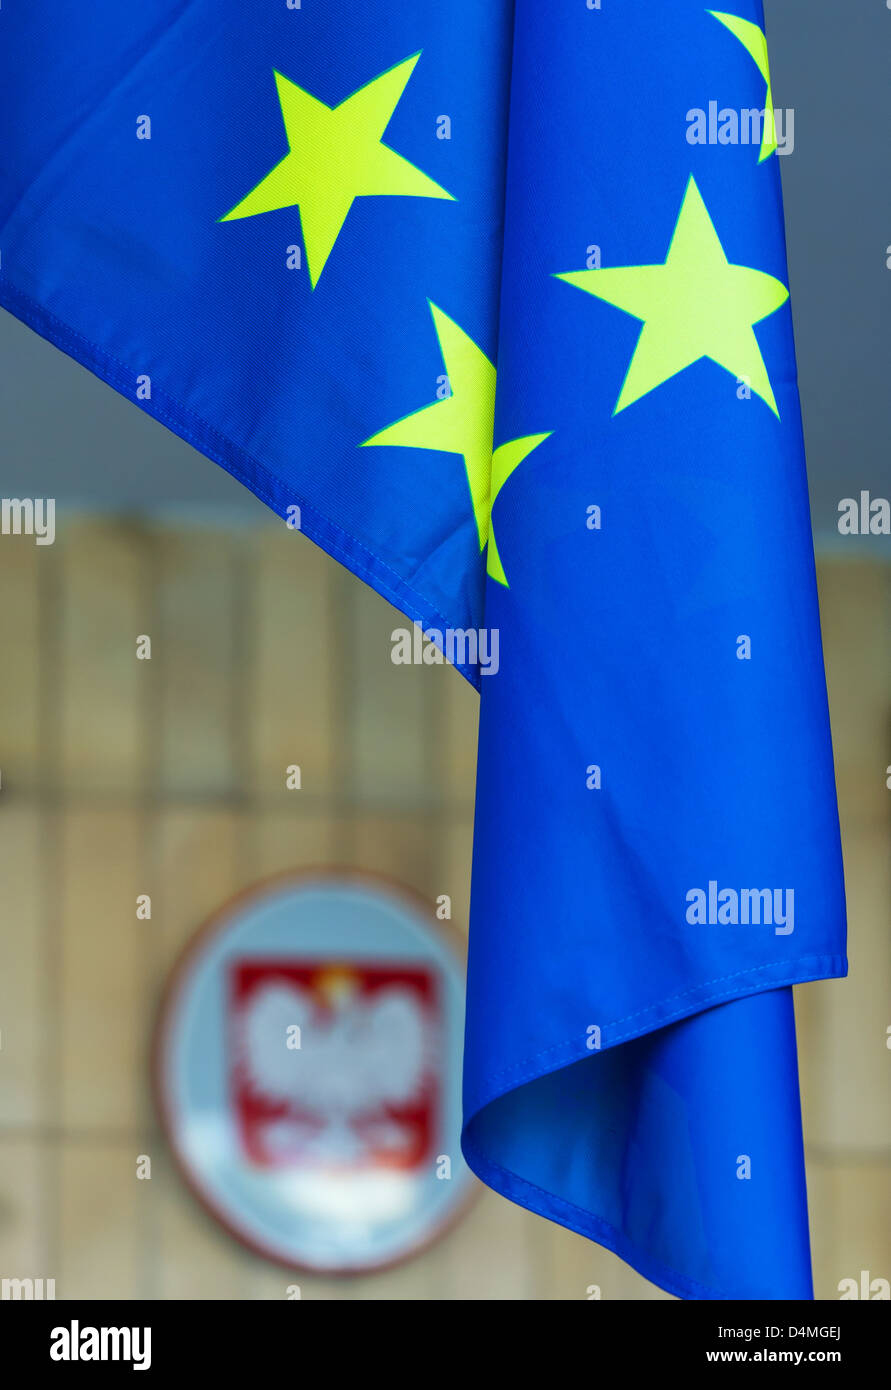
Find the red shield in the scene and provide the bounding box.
[230,959,439,1172]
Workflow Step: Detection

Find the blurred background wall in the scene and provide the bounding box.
[0,526,887,1300]
[0,0,889,1299]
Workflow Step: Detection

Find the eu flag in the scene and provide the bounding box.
[0,1,846,1297]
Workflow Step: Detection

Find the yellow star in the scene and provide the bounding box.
[710,10,778,162]
[360,303,550,587]
[220,53,453,287]
[556,177,789,417]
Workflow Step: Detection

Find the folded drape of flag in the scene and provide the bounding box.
[0,1,846,1297]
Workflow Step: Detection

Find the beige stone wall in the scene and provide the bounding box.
[0,519,887,1299]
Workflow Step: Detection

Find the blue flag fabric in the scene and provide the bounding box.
[0,1,846,1298]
